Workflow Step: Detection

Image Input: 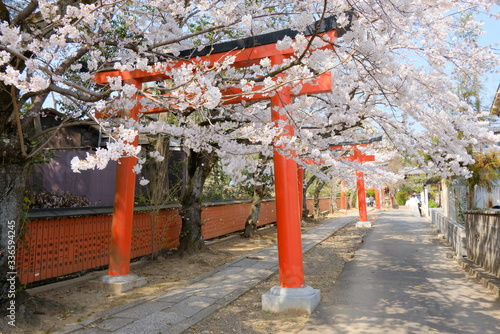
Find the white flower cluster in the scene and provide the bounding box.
[149,150,165,162]
[71,125,141,173]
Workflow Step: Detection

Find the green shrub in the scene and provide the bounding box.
[428,198,439,208]
[395,191,408,206]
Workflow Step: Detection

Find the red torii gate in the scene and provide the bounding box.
[332,136,382,226]
[306,137,381,225]
[93,17,342,313]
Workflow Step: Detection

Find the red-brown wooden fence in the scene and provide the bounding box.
[17,198,335,285]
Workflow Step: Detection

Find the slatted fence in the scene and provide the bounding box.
[17,198,334,285]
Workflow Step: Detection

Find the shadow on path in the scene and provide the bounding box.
[300,209,500,334]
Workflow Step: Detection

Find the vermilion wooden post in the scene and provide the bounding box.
[341,148,375,225]
[352,150,369,223]
[340,180,346,210]
[108,79,141,277]
[356,169,368,222]
[270,55,305,287]
[374,188,382,210]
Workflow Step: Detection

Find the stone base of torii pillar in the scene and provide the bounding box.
[356,221,372,228]
[262,285,321,314]
[90,274,147,294]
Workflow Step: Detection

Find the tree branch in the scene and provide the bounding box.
[11,85,27,158]
[55,46,91,75]
[12,0,38,26]
[44,83,107,102]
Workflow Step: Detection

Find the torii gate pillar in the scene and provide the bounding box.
[261,55,320,315]
[270,87,305,288]
[374,188,383,211]
[92,79,147,292]
[339,180,347,212]
[349,149,374,227]
[355,169,371,227]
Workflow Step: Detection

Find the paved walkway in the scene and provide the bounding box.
[58,211,361,334]
[300,209,500,334]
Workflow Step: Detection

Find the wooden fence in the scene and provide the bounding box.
[465,210,500,278]
[17,198,334,285]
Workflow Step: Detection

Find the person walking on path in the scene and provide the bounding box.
[407,194,421,217]
[300,208,500,334]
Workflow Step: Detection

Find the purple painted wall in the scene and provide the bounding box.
[29,150,118,206]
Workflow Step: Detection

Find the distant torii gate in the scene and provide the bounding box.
[93,16,343,313]
[301,136,380,225]
[331,136,381,227]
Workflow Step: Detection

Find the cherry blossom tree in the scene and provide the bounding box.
[1,0,499,320]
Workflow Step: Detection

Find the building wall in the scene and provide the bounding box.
[29,150,118,206]
[442,179,500,223]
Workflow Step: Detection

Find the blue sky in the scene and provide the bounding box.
[478,9,500,108]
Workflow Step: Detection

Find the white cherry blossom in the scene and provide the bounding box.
[0,0,498,187]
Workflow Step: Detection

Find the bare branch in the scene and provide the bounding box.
[55,46,91,75]
[47,83,108,102]
[12,0,39,26]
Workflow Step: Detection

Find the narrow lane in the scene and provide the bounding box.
[300,209,500,334]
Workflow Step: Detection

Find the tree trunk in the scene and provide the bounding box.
[0,106,35,325]
[349,189,357,209]
[178,149,217,254]
[148,133,171,260]
[243,183,267,238]
[302,175,317,219]
[313,179,326,218]
[330,182,338,212]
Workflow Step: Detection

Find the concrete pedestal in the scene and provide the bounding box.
[89,273,146,294]
[356,221,372,228]
[262,285,320,314]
